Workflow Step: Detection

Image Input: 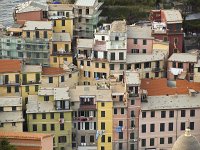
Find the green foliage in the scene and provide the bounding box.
[0,139,16,150]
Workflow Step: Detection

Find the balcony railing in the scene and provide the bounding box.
[152,67,162,72]
[73,117,95,121]
[52,51,71,56]
[129,92,139,97]
[1,81,20,86]
[79,104,96,110]
[22,81,41,85]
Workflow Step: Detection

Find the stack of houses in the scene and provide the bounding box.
[0,0,200,150]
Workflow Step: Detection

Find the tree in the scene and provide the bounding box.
[0,139,16,150]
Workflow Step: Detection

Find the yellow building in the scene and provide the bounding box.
[0,60,21,97]
[41,62,79,89]
[50,32,73,67]
[21,65,42,108]
[0,96,24,132]
[26,87,72,150]
[96,84,113,150]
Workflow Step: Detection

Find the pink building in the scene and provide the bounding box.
[139,78,200,149]
[167,53,198,81]
[150,9,184,56]
[14,1,48,25]
[127,25,154,54]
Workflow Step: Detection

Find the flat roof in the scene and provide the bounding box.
[23,21,52,31]
[42,67,65,75]
[54,87,70,100]
[22,65,42,73]
[168,53,197,63]
[141,94,200,110]
[126,53,164,64]
[52,33,71,42]
[125,71,140,85]
[0,111,24,123]
[48,4,73,11]
[0,131,52,140]
[15,1,47,13]
[0,60,21,73]
[75,0,96,7]
[111,20,126,32]
[0,97,22,107]
[77,39,93,48]
[163,9,183,23]
[127,25,153,39]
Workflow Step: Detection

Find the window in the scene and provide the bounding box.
[0,107,3,112]
[168,137,173,144]
[150,138,154,146]
[44,31,47,38]
[101,122,105,130]
[119,52,124,60]
[110,64,114,70]
[81,136,85,143]
[144,62,151,68]
[115,36,119,41]
[178,63,183,68]
[131,120,134,128]
[25,86,29,92]
[7,86,11,93]
[198,67,200,72]
[102,36,105,41]
[42,124,47,131]
[95,63,99,68]
[160,138,164,144]
[190,122,194,130]
[15,86,19,93]
[142,124,146,133]
[142,49,146,53]
[53,57,57,63]
[133,39,137,44]
[60,124,64,130]
[119,121,123,126]
[62,20,65,26]
[151,111,155,117]
[111,53,115,60]
[102,63,105,68]
[141,139,146,147]
[169,122,173,131]
[54,20,56,27]
[108,136,111,142]
[35,85,39,92]
[120,64,124,70]
[119,132,123,139]
[0,123,4,127]
[101,135,105,142]
[181,122,185,130]
[143,39,147,45]
[169,110,174,118]
[12,122,16,126]
[163,36,168,41]
[87,61,90,66]
[32,114,36,119]
[181,110,185,117]
[172,62,176,68]
[26,31,30,38]
[155,72,159,77]
[130,133,134,139]
[35,31,39,38]
[12,106,16,111]
[61,76,65,82]
[65,44,68,51]
[150,124,155,132]
[160,123,165,132]
[58,136,66,143]
[101,102,105,107]
[121,108,124,114]
[131,100,135,105]
[131,49,139,53]
[161,111,166,118]
[44,96,49,101]
[42,113,46,119]
[190,110,195,117]
[145,73,149,78]
[114,108,117,114]
[51,124,55,131]
[60,112,64,118]
[50,113,54,119]
[101,111,105,117]
[119,143,123,149]
[131,111,134,117]
[49,77,53,83]
[142,112,146,118]
[33,124,37,131]
[101,146,105,150]
[90,135,94,142]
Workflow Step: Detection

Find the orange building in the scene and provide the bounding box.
[0,132,53,150]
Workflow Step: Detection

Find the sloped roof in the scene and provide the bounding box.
[163,9,183,23]
[0,132,52,140]
[0,60,21,73]
[168,53,197,63]
[42,67,65,75]
[75,0,96,7]
[127,25,153,39]
[111,20,126,32]
[23,21,52,30]
[48,4,73,11]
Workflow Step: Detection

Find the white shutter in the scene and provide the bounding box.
[57,101,61,109]
[65,101,69,109]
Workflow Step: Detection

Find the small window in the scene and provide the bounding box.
[181,122,185,130]
[44,96,49,101]
[102,36,105,41]
[49,77,53,83]
[151,111,155,117]
[115,36,119,41]
[51,124,55,131]
[101,111,105,117]
[142,49,146,53]
[12,106,16,111]
[50,113,54,119]
[102,63,105,68]
[142,124,146,133]
[150,124,155,132]
[101,135,105,142]
[53,57,57,63]
[190,122,194,130]
[108,136,111,142]
[101,102,105,107]
[161,111,166,118]
[143,39,147,45]
[131,100,135,105]
[150,138,154,146]
[42,124,47,131]
[60,124,64,130]
[119,132,123,139]
[7,86,11,93]
[95,63,99,68]
[33,124,37,131]
[62,20,65,26]
[42,113,46,119]
[87,61,90,66]
[169,122,173,131]
[181,110,185,117]
[101,122,105,130]
[169,110,174,117]
[120,64,124,70]
[114,108,117,114]
[90,135,94,142]
[190,109,195,117]
[133,39,137,44]
[141,139,146,147]
[121,108,124,114]
[168,137,173,144]
[160,123,165,132]
[61,76,65,82]
[110,64,114,70]
[142,112,146,118]
[160,138,164,144]
[32,114,37,119]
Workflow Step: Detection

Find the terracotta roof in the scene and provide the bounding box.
[42,67,65,75]
[0,60,21,73]
[0,132,52,140]
[140,78,192,96]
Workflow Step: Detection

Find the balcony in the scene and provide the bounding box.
[79,104,96,110]
[22,81,41,85]
[1,81,20,86]
[52,51,71,56]
[129,92,139,97]
[152,67,162,72]
[73,116,95,121]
